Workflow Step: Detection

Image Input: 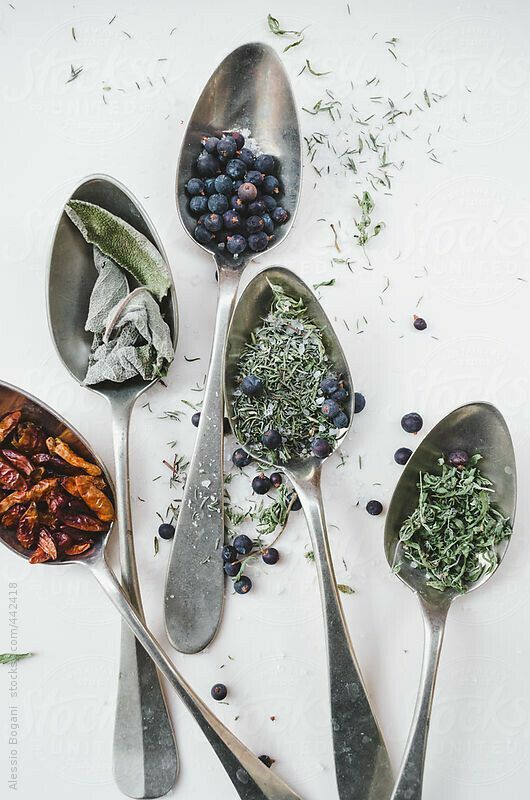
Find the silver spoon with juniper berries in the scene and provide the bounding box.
[165,41,302,655]
[224,266,394,800]
[47,175,179,799]
[384,402,516,800]
[0,380,303,800]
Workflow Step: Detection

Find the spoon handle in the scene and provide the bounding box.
[390,597,450,800]
[291,469,393,800]
[164,266,242,654]
[110,400,178,798]
[90,557,303,800]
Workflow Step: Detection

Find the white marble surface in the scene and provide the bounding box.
[1,1,530,798]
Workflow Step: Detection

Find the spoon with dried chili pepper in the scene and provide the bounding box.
[384,402,516,800]
[0,380,302,800]
[47,174,179,799]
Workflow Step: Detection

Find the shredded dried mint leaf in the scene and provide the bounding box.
[231,282,343,463]
[397,454,512,593]
[65,200,171,301]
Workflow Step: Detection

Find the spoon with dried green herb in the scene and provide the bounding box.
[384,402,516,800]
[225,267,394,800]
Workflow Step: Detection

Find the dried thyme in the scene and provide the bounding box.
[397,454,511,593]
[231,282,345,463]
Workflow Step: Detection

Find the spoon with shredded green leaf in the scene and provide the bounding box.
[384,402,516,800]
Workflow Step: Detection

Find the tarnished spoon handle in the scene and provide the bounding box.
[390,597,450,800]
[90,557,303,800]
[290,468,393,800]
[110,400,178,798]
[165,266,242,654]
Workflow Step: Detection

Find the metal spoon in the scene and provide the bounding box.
[384,402,517,800]
[166,42,302,654]
[0,380,302,800]
[224,267,394,800]
[47,175,179,799]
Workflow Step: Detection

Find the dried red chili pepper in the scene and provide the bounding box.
[16,502,38,549]
[0,478,60,514]
[46,438,101,477]
[32,453,84,476]
[61,513,109,533]
[0,456,27,492]
[12,421,47,454]
[29,546,51,564]
[1,503,27,528]
[0,411,22,443]
[37,528,58,560]
[64,541,93,556]
[62,475,114,522]
[1,448,34,477]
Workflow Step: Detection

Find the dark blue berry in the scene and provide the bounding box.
[231,195,246,212]
[239,147,255,167]
[262,547,279,565]
[354,393,366,414]
[222,544,238,563]
[261,430,282,450]
[230,131,245,149]
[232,448,252,468]
[248,200,267,216]
[224,561,241,577]
[245,169,264,187]
[234,575,252,594]
[208,193,229,214]
[291,494,302,511]
[332,411,349,428]
[331,387,349,403]
[197,152,220,177]
[320,377,339,396]
[226,159,246,179]
[234,534,253,555]
[186,177,204,196]
[312,438,332,458]
[204,177,217,196]
[211,683,228,701]
[194,225,214,245]
[246,215,265,234]
[158,523,175,540]
[394,447,412,465]
[258,755,275,768]
[252,474,271,495]
[263,195,277,212]
[262,175,280,195]
[413,316,427,331]
[366,500,383,516]
[255,154,275,173]
[248,232,269,252]
[189,195,208,216]
[401,412,423,433]
[191,412,201,427]
[238,182,258,202]
[203,213,223,233]
[270,472,283,488]
[214,174,233,195]
[262,213,274,234]
[448,449,469,468]
[227,233,247,255]
[217,135,237,160]
[241,374,263,396]
[203,136,220,154]
[222,210,242,231]
[272,206,289,224]
[321,399,341,418]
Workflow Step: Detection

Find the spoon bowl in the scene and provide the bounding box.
[0,380,302,800]
[47,174,179,799]
[224,266,394,800]
[384,402,516,800]
[176,41,301,269]
[166,42,301,655]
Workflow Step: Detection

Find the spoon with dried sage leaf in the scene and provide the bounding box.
[384,402,516,800]
[47,175,179,800]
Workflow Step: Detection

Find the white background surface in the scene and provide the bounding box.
[1,1,530,798]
